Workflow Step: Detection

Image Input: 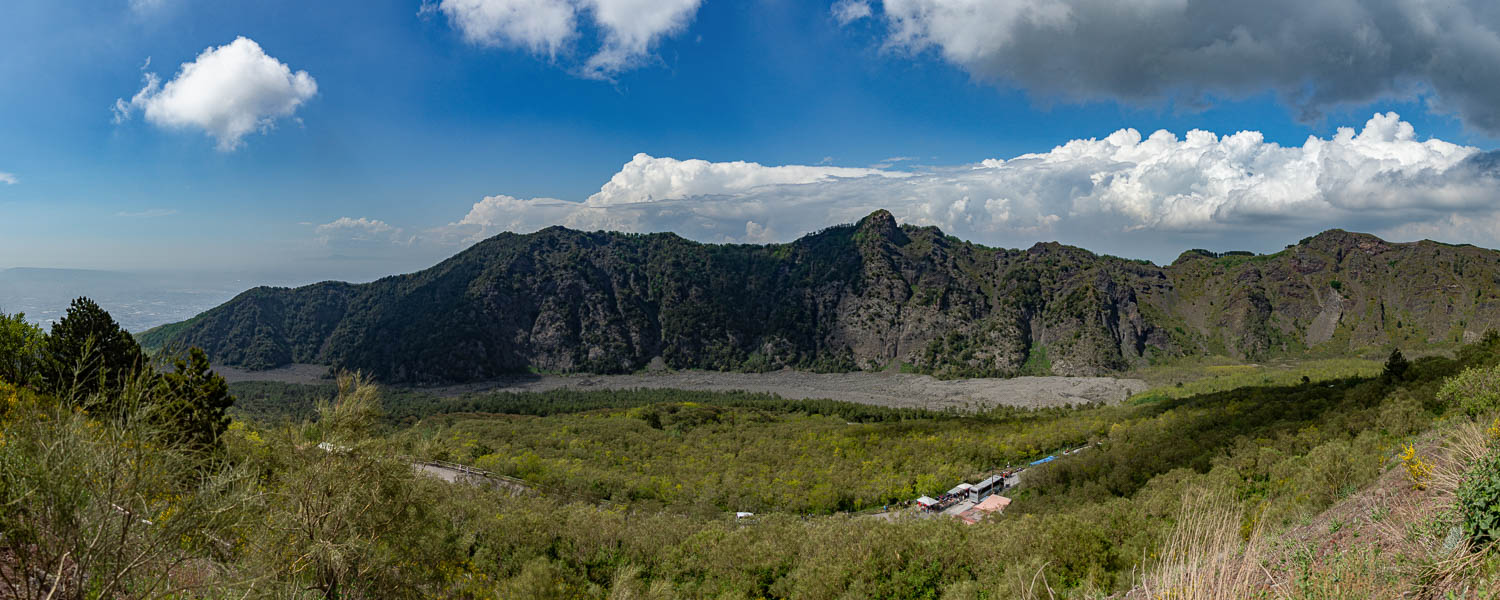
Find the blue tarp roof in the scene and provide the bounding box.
[1029,456,1056,466]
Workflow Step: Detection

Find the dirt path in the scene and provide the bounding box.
[219,364,1148,411]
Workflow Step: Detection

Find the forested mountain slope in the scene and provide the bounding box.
[140,210,1500,383]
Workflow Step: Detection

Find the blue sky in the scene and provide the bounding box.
[3,0,1500,284]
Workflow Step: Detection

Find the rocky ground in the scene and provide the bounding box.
[215,363,331,385]
[218,364,1148,410]
[428,370,1147,410]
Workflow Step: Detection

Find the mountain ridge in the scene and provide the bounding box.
[140,210,1500,383]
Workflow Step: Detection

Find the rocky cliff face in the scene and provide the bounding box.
[1162,230,1500,360]
[140,212,1500,383]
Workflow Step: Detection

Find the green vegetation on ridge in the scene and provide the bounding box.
[142,212,1500,385]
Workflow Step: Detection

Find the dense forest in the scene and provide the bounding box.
[141,211,1500,384]
[14,299,1500,597]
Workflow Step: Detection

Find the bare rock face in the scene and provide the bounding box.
[142,211,1500,384]
[1306,288,1344,346]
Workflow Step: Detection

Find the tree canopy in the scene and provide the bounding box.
[1,299,235,453]
[0,311,44,387]
[156,347,235,452]
[43,297,144,407]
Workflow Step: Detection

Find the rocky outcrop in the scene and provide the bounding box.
[141,211,1500,383]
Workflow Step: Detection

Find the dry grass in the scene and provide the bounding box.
[1410,418,1494,595]
[1135,491,1272,600]
[1425,419,1493,500]
[1128,416,1499,600]
[1264,416,1499,599]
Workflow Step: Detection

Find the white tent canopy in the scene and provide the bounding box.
[946,483,974,496]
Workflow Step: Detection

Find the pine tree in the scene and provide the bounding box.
[157,347,235,452]
[44,297,144,408]
[1383,348,1410,382]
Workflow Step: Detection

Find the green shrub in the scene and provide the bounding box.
[1376,389,1430,436]
[1021,343,1052,376]
[1383,349,1410,382]
[0,380,255,598]
[1458,448,1500,546]
[0,312,45,386]
[1292,434,1383,509]
[1438,366,1500,417]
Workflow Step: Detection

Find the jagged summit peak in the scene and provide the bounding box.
[1169,248,1259,266]
[857,209,897,230]
[855,209,909,245]
[1304,228,1378,242]
[1298,229,1390,255]
[1025,240,1098,259]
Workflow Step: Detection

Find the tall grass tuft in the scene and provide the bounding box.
[1139,491,1269,600]
[1410,417,1495,592]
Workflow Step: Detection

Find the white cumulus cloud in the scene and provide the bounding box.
[832,0,873,25]
[433,0,702,77]
[316,217,406,246]
[581,0,701,77]
[0,172,16,185]
[448,195,590,243]
[432,0,578,55]
[875,0,1500,134]
[586,153,901,206]
[113,37,317,151]
[443,154,906,243]
[434,113,1500,260]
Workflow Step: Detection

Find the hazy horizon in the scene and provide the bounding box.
[0,264,430,332]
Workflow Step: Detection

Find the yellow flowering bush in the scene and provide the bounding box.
[1400,443,1432,490]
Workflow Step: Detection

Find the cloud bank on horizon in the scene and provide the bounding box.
[319,113,1500,260]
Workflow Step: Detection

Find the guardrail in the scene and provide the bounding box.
[427,459,489,476]
[413,458,537,495]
